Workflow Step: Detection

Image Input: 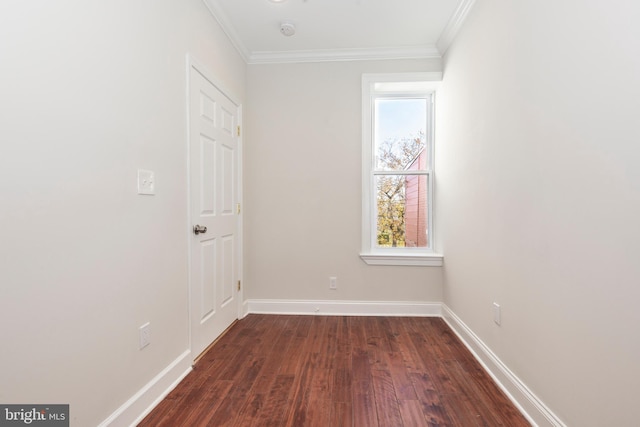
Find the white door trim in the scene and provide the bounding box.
[185,54,243,360]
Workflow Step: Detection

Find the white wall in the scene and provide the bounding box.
[245,60,443,304]
[0,1,245,425]
[438,1,640,425]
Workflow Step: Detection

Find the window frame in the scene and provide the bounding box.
[360,73,443,267]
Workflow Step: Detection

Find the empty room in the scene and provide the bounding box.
[1,0,639,426]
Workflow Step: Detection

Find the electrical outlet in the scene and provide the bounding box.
[493,303,501,326]
[139,322,151,349]
[137,169,155,195]
[329,276,337,290]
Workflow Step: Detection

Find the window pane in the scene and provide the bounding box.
[375,174,428,248]
[374,98,427,171]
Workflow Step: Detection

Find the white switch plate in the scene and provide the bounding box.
[137,169,155,195]
[493,302,501,325]
[139,322,151,349]
[329,276,337,290]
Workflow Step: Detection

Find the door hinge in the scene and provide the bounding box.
[237,280,241,291]
[237,125,241,137]
[236,203,241,214]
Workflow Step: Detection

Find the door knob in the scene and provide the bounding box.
[193,225,207,235]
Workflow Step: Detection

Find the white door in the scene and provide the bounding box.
[189,63,240,360]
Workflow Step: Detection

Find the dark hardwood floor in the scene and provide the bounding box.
[138,315,530,426]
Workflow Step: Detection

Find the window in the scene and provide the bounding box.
[360,73,443,266]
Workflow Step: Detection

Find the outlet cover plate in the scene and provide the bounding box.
[137,169,155,195]
[139,322,151,349]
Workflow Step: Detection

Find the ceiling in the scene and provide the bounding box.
[202,0,475,64]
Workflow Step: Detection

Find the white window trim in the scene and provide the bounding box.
[360,72,443,267]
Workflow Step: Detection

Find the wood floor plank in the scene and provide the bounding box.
[351,346,378,427]
[302,399,332,427]
[371,367,403,427]
[278,334,308,375]
[145,370,217,427]
[332,366,352,403]
[294,315,314,338]
[410,372,453,426]
[330,402,353,427]
[251,317,296,395]
[322,317,340,369]
[309,367,333,400]
[385,351,419,400]
[447,358,529,427]
[252,374,295,427]
[308,316,329,354]
[182,379,234,426]
[365,317,393,372]
[336,316,350,354]
[352,388,379,427]
[351,347,372,389]
[395,319,432,374]
[231,392,265,427]
[138,314,531,427]
[398,399,429,426]
[289,363,333,427]
[202,357,266,427]
[282,356,313,427]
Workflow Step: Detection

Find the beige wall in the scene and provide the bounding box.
[245,59,443,303]
[0,1,245,425]
[438,0,640,425]
[6,0,638,424]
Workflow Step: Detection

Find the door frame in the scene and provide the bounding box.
[185,54,244,361]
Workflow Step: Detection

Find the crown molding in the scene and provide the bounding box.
[202,0,250,63]
[436,0,477,55]
[248,45,441,65]
[201,1,439,65]
[202,0,462,64]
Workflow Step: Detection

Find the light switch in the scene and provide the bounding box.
[137,169,155,195]
[493,302,501,326]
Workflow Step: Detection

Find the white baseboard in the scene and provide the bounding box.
[441,305,566,427]
[242,299,250,318]
[245,299,442,316]
[98,350,192,427]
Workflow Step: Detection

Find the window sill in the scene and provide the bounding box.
[359,252,443,267]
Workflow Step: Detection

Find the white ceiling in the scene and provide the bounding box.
[202,0,475,64]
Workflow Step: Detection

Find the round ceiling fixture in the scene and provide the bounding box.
[268,0,287,3]
[280,22,296,37]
